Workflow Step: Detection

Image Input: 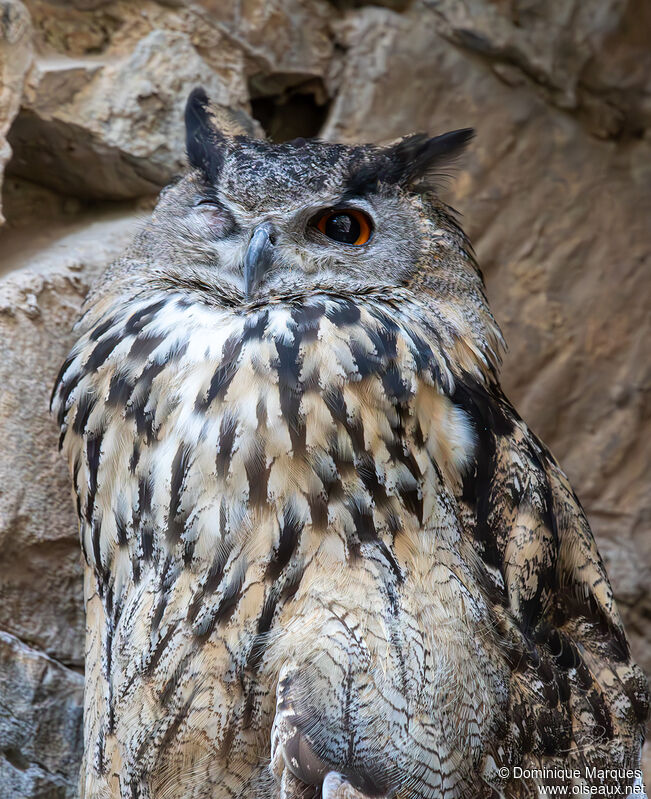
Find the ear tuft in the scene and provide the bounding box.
[389,128,474,190]
[185,87,225,180]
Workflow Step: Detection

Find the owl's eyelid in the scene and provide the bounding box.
[192,185,225,207]
[318,202,371,216]
[190,197,240,238]
[308,206,374,226]
[193,198,222,209]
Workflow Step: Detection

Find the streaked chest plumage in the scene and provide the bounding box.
[58,293,479,573]
[55,293,508,798]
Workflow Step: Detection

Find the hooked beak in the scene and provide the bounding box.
[243,222,276,300]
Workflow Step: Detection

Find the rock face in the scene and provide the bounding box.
[10,28,249,198]
[0,1,33,223]
[0,0,649,795]
[0,208,143,797]
[0,631,83,799]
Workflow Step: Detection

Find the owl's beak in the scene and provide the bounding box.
[244,222,276,301]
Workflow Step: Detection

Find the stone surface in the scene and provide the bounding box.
[0,210,142,669]
[0,631,83,799]
[0,0,649,795]
[426,0,651,138]
[0,208,142,795]
[8,29,247,198]
[0,0,33,223]
[193,0,334,79]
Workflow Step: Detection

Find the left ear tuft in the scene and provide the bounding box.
[185,87,226,180]
[389,128,474,189]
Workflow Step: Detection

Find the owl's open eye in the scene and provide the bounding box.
[313,208,373,246]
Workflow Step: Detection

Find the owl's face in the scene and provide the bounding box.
[98,89,501,381]
[151,157,422,301]
[127,89,478,310]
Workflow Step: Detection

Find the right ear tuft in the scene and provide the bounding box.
[387,128,475,190]
[185,87,225,180]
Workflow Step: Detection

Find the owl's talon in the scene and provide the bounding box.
[322,772,385,799]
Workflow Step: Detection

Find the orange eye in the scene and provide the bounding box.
[314,208,373,246]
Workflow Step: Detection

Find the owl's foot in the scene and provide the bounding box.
[274,763,383,799]
[322,772,380,799]
[270,665,389,799]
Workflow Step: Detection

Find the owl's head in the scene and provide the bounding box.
[102,88,502,379]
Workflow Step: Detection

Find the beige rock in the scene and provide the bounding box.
[192,0,334,79]
[0,211,143,665]
[8,29,251,198]
[426,0,651,137]
[24,0,124,55]
[0,0,33,224]
[1,175,83,234]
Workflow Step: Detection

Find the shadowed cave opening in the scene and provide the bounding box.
[248,74,331,142]
[2,747,30,772]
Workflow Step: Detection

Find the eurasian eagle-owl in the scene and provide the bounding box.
[52,88,648,799]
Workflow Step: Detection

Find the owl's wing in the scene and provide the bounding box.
[454,375,648,786]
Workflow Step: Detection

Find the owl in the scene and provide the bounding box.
[52,88,648,799]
